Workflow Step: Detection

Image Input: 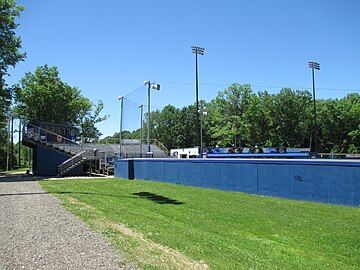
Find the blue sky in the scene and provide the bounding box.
[7,0,360,136]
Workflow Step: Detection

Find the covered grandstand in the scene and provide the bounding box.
[23,122,168,176]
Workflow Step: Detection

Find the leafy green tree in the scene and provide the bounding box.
[14,65,108,142]
[0,0,26,170]
[318,93,360,153]
[208,83,253,146]
[0,0,25,79]
[78,100,109,143]
[100,130,140,144]
[99,83,359,154]
[267,88,312,148]
[241,91,273,146]
[147,105,180,149]
[14,65,91,124]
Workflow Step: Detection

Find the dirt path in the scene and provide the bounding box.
[0,174,133,270]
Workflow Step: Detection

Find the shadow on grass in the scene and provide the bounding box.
[133,191,184,205]
[0,190,184,205]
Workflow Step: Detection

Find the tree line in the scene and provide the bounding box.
[103,83,360,154]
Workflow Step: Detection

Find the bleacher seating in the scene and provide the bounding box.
[49,142,167,158]
[23,122,168,176]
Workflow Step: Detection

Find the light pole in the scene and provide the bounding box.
[138,104,144,158]
[118,96,124,158]
[308,61,320,154]
[191,46,205,157]
[18,118,21,168]
[199,110,207,155]
[143,81,160,157]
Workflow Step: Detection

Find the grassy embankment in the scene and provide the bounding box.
[40,178,360,270]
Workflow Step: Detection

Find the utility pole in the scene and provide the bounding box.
[191,46,205,157]
[139,104,144,158]
[147,82,151,156]
[143,81,160,158]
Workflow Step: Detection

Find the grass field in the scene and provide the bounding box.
[0,167,29,173]
[40,178,360,270]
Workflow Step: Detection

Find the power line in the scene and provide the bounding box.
[121,85,145,98]
[158,81,360,92]
[122,97,163,111]
[123,97,145,107]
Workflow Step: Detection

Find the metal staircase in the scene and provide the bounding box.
[57,149,97,176]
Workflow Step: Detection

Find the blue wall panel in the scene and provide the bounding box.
[257,164,291,197]
[35,144,83,176]
[114,159,360,206]
[114,160,129,179]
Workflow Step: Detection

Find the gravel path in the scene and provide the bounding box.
[0,174,133,270]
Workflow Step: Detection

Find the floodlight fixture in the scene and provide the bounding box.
[308,61,320,70]
[192,46,205,55]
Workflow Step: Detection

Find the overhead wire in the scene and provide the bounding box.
[158,81,360,92]
[121,85,145,98]
[120,81,360,114]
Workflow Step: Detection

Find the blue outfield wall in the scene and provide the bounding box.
[114,159,360,206]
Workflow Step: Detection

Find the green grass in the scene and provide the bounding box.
[40,178,360,270]
[1,167,29,173]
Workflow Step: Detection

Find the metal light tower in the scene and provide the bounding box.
[138,104,144,158]
[143,81,160,157]
[308,61,320,154]
[191,45,205,156]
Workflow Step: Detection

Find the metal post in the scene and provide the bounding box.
[312,68,317,154]
[18,118,21,168]
[147,82,151,156]
[139,105,143,158]
[200,110,203,152]
[10,115,13,169]
[28,146,30,170]
[119,96,124,158]
[6,116,10,171]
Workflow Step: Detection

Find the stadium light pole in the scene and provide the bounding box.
[143,81,160,158]
[308,61,320,155]
[199,110,208,155]
[118,96,124,158]
[138,104,144,158]
[191,46,205,157]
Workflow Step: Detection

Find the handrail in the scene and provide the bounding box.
[150,139,169,156]
[57,149,96,176]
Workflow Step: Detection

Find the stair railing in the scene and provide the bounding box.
[57,149,96,176]
[150,139,169,156]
